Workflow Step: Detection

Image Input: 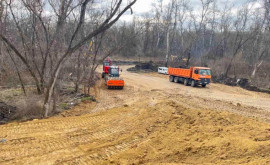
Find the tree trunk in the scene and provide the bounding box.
[224,58,233,78]
[43,63,62,117]
[186,51,191,67]
[251,60,263,78]
[165,30,170,67]
[9,52,26,96]
[52,88,57,113]
[75,52,82,93]
[156,32,160,48]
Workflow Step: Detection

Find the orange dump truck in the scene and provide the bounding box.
[168,67,211,87]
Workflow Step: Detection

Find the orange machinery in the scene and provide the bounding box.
[168,67,211,87]
[105,66,124,89]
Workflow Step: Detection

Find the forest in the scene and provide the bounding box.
[0,0,269,119]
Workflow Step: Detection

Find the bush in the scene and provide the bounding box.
[0,101,16,124]
[81,95,96,102]
[12,95,44,121]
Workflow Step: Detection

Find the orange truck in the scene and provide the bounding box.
[105,66,124,89]
[168,67,211,87]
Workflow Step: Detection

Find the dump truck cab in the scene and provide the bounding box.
[191,67,212,86]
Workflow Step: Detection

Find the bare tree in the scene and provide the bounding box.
[43,0,137,117]
[0,0,137,117]
[224,5,255,77]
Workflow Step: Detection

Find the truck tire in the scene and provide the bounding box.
[102,72,105,78]
[184,79,189,86]
[169,76,174,82]
[191,80,196,87]
[174,77,179,83]
[202,84,206,88]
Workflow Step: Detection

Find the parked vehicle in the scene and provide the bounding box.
[158,67,168,75]
[168,67,211,87]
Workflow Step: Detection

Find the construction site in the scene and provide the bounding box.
[1,0,270,164]
[0,65,270,164]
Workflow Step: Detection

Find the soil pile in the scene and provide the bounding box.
[104,100,270,164]
[1,90,270,164]
[127,61,159,72]
[1,67,270,164]
[0,101,16,124]
[213,75,270,94]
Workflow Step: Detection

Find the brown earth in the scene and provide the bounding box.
[1,66,270,164]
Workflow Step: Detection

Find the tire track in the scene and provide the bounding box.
[0,126,125,164]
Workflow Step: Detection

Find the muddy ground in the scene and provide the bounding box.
[1,66,270,164]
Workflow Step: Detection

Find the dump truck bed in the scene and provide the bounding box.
[168,67,192,78]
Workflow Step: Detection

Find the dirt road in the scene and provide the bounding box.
[1,66,270,164]
[120,66,270,121]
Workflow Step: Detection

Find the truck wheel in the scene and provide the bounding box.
[202,84,206,88]
[191,80,196,87]
[102,72,105,78]
[184,79,189,86]
[169,76,174,82]
[174,77,179,83]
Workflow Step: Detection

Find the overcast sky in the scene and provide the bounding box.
[119,0,263,22]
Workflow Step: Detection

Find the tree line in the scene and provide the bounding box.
[117,0,270,85]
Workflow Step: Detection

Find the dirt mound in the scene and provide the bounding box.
[1,67,270,164]
[104,100,270,164]
[212,75,237,86]
[127,61,159,72]
[237,78,270,94]
[0,101,16,124]
[213,75,270,94]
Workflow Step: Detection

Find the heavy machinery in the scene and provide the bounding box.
[168,67,211,87]
[105,66,124,89]
[102,57,111,78]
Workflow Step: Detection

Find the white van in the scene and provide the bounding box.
[158,67,168,75]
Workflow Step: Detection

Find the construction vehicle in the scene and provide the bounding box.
[102,57,112,78]
[168,67,211,87]
[105,66,124,89]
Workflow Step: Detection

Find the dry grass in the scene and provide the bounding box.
[12,95,44,121]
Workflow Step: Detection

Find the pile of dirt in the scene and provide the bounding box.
[1,68,270,164]
[0,101,16,124]
[213,75,270,94]
[111,60,140,65]
[104,100,270,164]
[127,61,159,73]
[212,75,238,86]
[237,78,270,94]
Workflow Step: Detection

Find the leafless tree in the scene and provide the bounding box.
[0,0,137,117]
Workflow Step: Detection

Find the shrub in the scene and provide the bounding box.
[12,95,44,121]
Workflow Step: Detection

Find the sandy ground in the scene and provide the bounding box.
[1,65,270,164]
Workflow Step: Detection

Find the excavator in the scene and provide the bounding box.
[105,66,124,89]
